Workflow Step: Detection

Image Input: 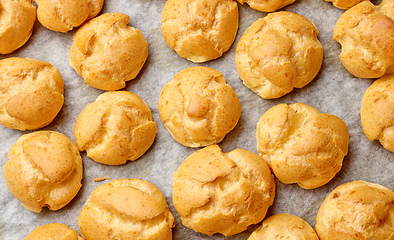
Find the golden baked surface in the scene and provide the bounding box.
[0,0,36,54]
[158,66,241,148]
[361,74,394,152]
[236,0,296,12]
[4,131,83,213]
[69,13,148,90]
[247,213,319,240]
[333,0,394,78]
[256,103,349,189]
[161,0,238,63]
[35,0,104,32]
[172,144,275,236]
[25,223,83,240]
[78,179,175,240]
[235,11,323,99]
[315,180,394,240]
[74,91,156,165]
[325,0,366,9]
[0,57,64,131]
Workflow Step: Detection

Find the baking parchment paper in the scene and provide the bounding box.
[0,0,391,239]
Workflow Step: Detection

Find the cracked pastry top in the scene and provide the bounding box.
[248,213,319,240]
[158,66,241,148]
[78,179,175,240]
[235,11,323,99]
[256,103,349,189]
[69,13,148,91]
[172,144,275,236]
[236,0,297,12]
[74,91,156,165]
[361,74,394,152]
[161,0,239,63]
[35,0,104,32]
[4,131,83,213]
[333,0,394,78]
[25,223,83,240]
[0,0,36,54]
[315,180,394,240]
[325,0,367,9]
[0,57,64,131]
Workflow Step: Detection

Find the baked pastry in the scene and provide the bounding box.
[172,144,275,236]
[315,180,394,239]
[4,131,83,213]
[69,13,148,90]
[0,57,64,131]
[74,91,156,165]
[235,11,323,99]
[35,0,104,32]
[0,0,36,54]
[236,0,296,12]
[25,223,83,240]
[78,179,175,240]
[161,0,238,63]
[158,66,241,148]
[325,0,366,9]
[256,103,349,189]
[361,74,394,152]
[333,0,394,78]
[247,213,319,240]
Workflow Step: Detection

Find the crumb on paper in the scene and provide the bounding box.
[94,177,110,182]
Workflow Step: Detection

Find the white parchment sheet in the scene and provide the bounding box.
[0,0,392,239]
